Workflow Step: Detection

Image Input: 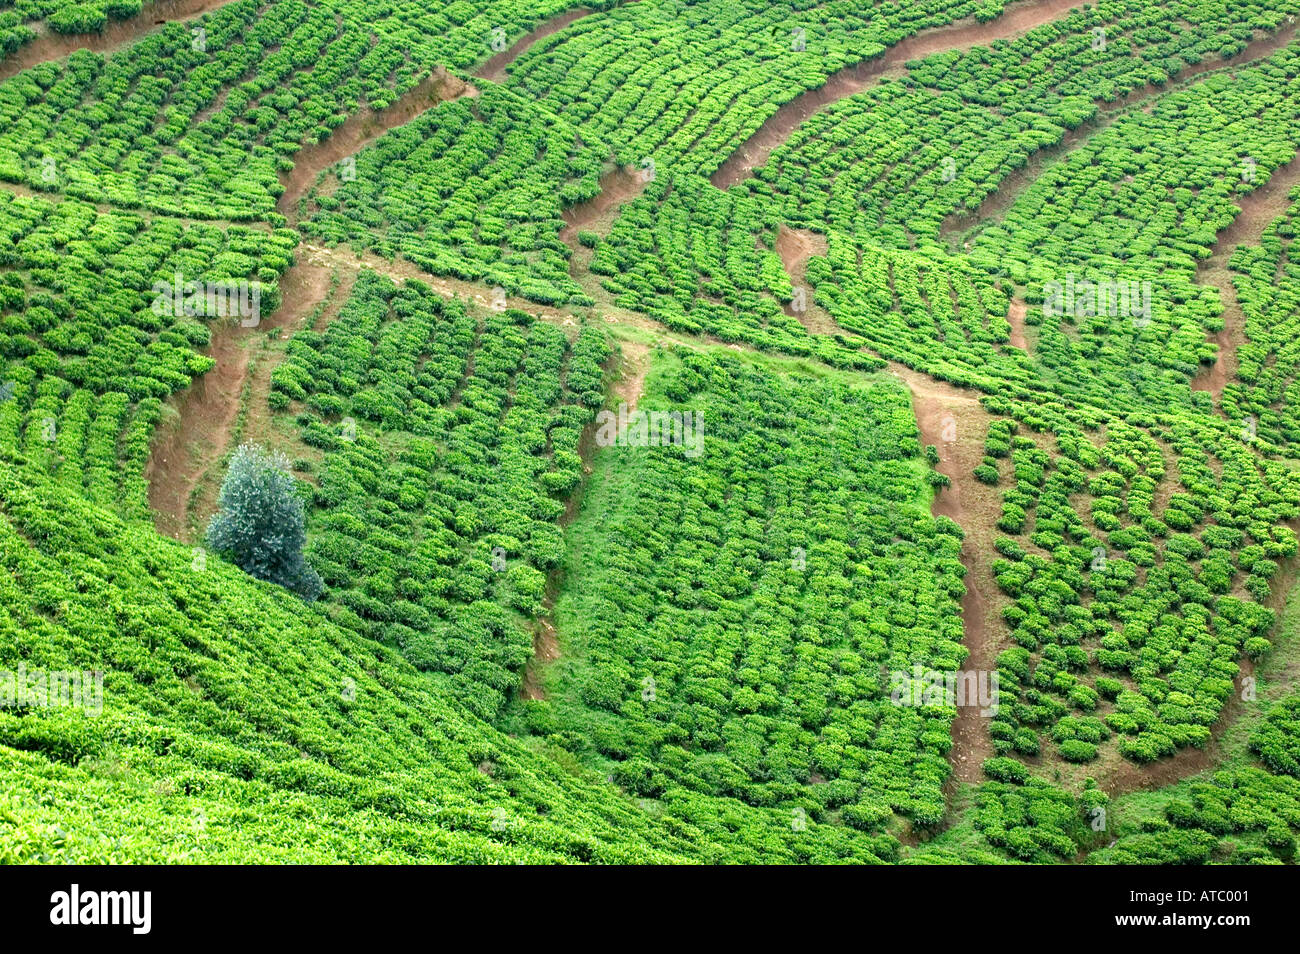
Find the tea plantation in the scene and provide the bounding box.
[2,0,1300,867]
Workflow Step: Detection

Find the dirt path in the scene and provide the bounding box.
[520,619,561,701]
[200,266,358,500]
[299,242,600,324]
[563,165,657,301]
[891,364,1001,783]
[610,339,651,416]
[0,0,236,83]
[144,249,335,540]
[520,337,650,701]
[1088,525,1300,799]
[769,225,839,333]
[559,165,647,246]
[767,226,1004,783]
[774,224,825,279]
[277,68,478,220]
[1192,152,1300,401]
[144,232,665,539]
[1006,299,1028,351]
[709,0,1089,189]
[144,322,254,541]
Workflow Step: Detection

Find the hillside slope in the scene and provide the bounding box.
[0,447,700,863]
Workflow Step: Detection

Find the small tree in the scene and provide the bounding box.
[206,444,322,600]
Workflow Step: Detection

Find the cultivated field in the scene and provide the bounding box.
[2,0,1300,868]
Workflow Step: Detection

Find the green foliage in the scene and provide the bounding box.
[1094,761,1300,864]
[302,85,601,306]
[5,0,1300,866]
[534,347,963,835]
[505,0,980,175]
[984,409,1297,765]
[1225,192,1300,455]
[271,272,608,716]
[972,777,1089,863]
[0,189,295,514]
[1251,693,1300,777]
[0,449,707,863]
[0,1,144,57]
[982,756,1030,784]
[0,0,600,219]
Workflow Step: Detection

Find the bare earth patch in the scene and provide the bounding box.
[1006,299,1029,351]
[771,225,839,333]
[520,619,561,702]
[475,6,622,84]
[943,19,1300,245]
[277,69,478,220]
[145,246,335,541]
[144,231,655,542]
[300,243,597,326]
[890,364,1001,784]
[611,338,651,417]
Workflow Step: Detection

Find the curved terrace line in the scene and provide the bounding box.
[108,0,1300,803]
[559,164,648,246]
[476,5,616,83]
[276,67,480,220]
[709,0,1090,190]
[762,209,1289,798]
[942,19,1300,244]
[146,4,630,537]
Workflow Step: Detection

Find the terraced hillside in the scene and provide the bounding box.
[3,0,1300,868]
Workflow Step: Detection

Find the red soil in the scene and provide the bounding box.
[277,69,478,221]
